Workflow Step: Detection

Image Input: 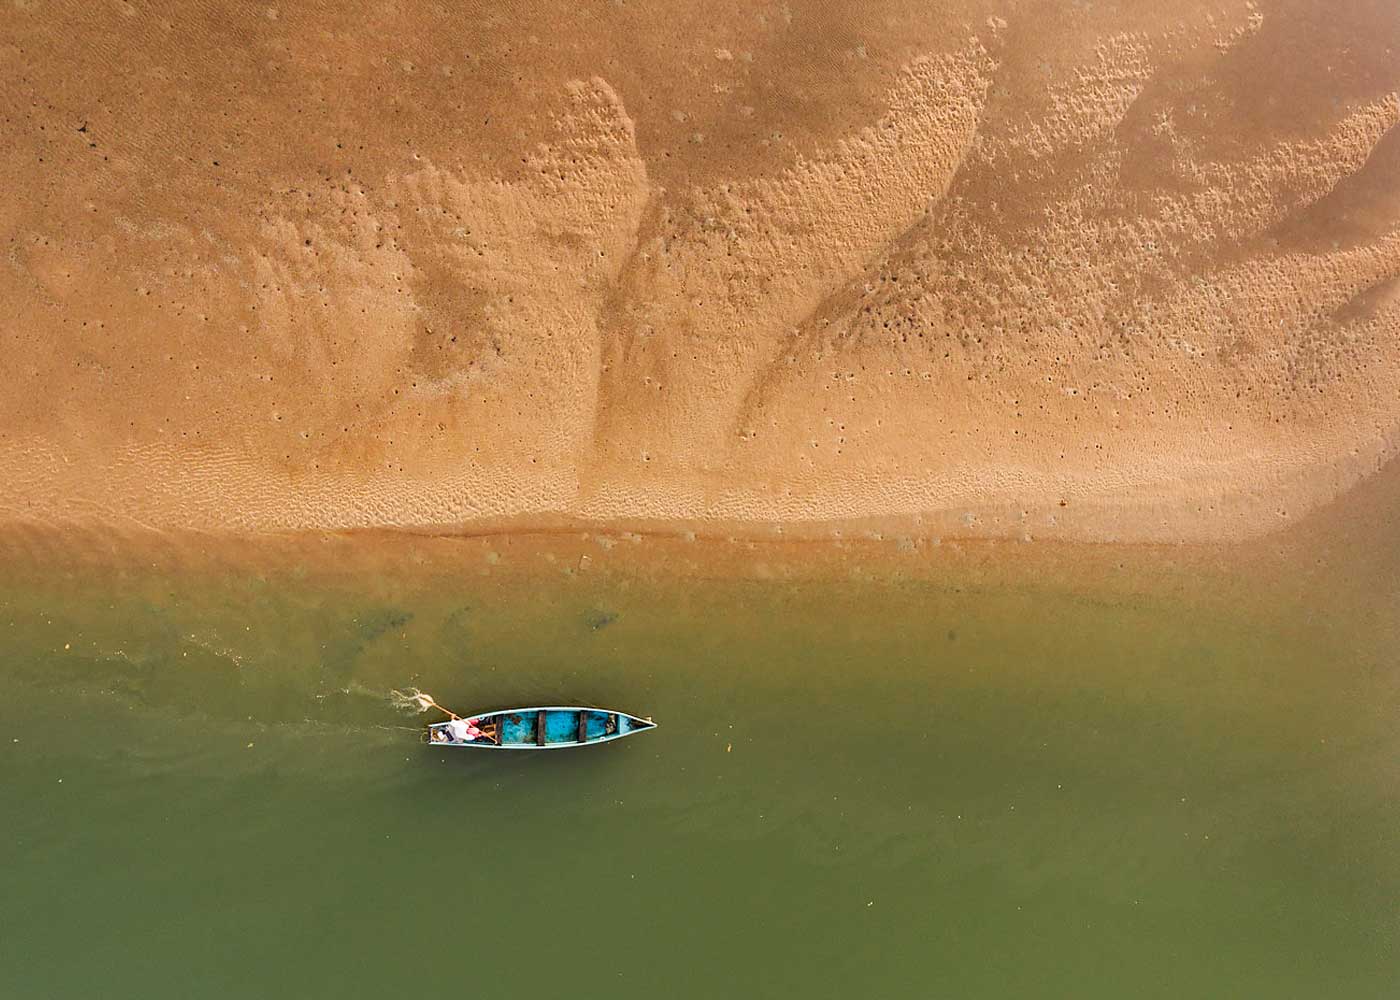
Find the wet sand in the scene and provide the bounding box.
[4,2,1400,542]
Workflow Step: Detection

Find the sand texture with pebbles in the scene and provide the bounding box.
[4,1,1399,541]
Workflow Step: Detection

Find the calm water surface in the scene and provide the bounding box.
[1,535,1396,998]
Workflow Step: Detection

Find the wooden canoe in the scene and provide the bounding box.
[428,707,656,750]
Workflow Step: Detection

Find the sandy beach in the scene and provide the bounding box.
[4,1,1399,542]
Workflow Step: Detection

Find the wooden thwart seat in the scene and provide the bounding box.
[536,710,547,746]
[577,711,589,744]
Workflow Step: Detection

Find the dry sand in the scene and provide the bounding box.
[3,1,1399,543]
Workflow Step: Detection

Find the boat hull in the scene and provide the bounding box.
[428,706,656,750]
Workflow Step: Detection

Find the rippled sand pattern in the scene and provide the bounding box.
[3,1,1398,540]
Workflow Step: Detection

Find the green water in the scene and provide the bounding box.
[2,542,1397,998]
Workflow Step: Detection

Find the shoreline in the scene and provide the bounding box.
[4,447,1395,594]
[4,441,1397,649]
[2,425,1395,546]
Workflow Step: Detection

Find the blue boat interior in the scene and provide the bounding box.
[480,708,653,747]
[499,712,534,745]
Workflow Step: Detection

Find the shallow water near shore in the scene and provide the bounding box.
[2,529,1397,999]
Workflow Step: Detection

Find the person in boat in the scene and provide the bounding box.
[443,717,485,743]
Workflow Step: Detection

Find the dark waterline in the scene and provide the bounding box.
[1,536,1397,999]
